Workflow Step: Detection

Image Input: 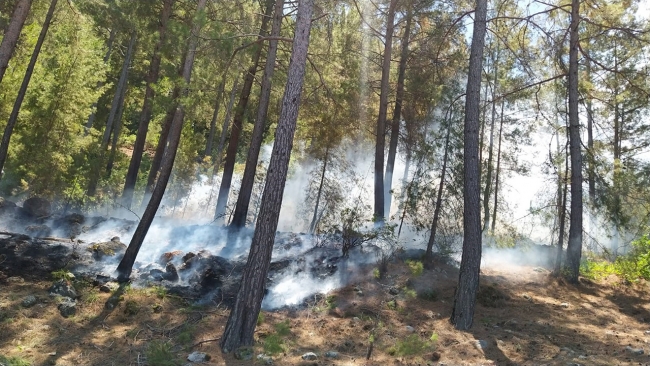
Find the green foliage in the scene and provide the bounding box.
[403,288,417,299]
[146,341,180,366]
[152,286,168,299]
[406,260,424,276]
[325,295,337,310]
[176,325,195,345]
[123,300,140,316]
[263,333,284,355]
[388,334,434,356]
[274,320,291,337]
[51,269,74,281]
[257,312,265,325]
[418,289,439,302]
[0,355,31,366]
[581,235,650,282]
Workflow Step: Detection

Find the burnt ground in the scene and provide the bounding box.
[2,249,650,366]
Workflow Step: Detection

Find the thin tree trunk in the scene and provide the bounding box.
[0,0,57,179]
[374,0,397,224]
[85,29,116,133]
[309,146,329,234]
[482,46,499,232]
[212,75,240,179]
[426,114,452,263]
[117,0,207,281]
[122,0,174,209]
[87,32,136,196]
[450,0,487,331]
[230,0,285,229]
[106,84,127,176]
[555,130,569,274]
[0,0,32,84]
[219,0,313,352]
[565,0,583,283]
[214,0,274,224]
[205,77,226,159]
[490,99,505,234]
[384,8,411,217]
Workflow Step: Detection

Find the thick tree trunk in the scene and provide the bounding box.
[490,99,505,234]
[0,0,57,179]
[374,0,397,224]
[0,0,32,84]
[450,0,487,331]
[565,0,583,283]
[384,8,411,217]
[85,29,116,133]
[482,47,499,232]
[309,146,329,234]
[230,0,284,229]
[426,115,452,262]
[219,0,313,352]
[122,0,174,209]
[116,0,207,281]
[87,33,136,196]
[214,0,274,224]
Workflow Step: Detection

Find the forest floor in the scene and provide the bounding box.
[2,256,650,366]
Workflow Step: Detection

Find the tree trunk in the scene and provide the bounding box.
[490,99,505,234]
[214,0,274,224]
[87,32,136,196]
[565,0,582,283]
[204,77,226,159]
[122,0,175,209]
[0,0,57,179]
[211,75,240,180]
[116,0,207,281]
[482,46,499,232]
[0,0,32,84]
[426,113,452,262]
[230,0,285,229]
[106,84,127,176]
[85,29,116,133]
[384,8,411,217]
[555,129,569,274]
[219,0,313,352]
[309,146,329,234]
[374,0,397,224]
[450,0,487,331]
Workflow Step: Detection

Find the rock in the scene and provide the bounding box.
[389,287,399,295]
[234,346,254,360]
[22,295,37,308]
[57,298,76,317]
[49,279,78,299]
[159,250,183,265]
[405,326,415,333]
[23,197,51,217]
[25,224,52,237]
[52,213,85,238]
[88,240,126,260]
[301,352,318,360]
[0,197,17,208]
[625,346,644,355]
[257,354,273,365]
[560,302,570,308]
[99,282,119,293]
[429,351,441,361]
[187,351,210,362]
[324,351,339,358]
[474,340,490,350]
[522,294,532,300]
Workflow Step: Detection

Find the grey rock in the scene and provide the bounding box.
[625,346,644,355]
[301,352,318,360]
[474,340,490,350]
[187,351,210,362]
[99,282,119,293]
[23,197,51,217]
[560,302,570,308]
[234,346,254,360]
[257,354,273,365]
[57,298,76,317]
[389,287,399,295]
[324,351,339,358]
[22,295,37,308]
[49,280,78,299]
[405,325,415,333]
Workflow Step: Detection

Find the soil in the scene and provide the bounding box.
[2,257,650,366]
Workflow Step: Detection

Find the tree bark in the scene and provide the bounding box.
[85,29,116,133]
[565,0,582,283]
[309,146,329,234]
[122,0,175,209]
[214,0,275,224]
[426,113,452,262]
[211,75,240,181]
[482,46,499,232]
[87,32,136,196]
[384,7,411,217]
[116,0,207,281]
[555,129,569,274]
[0,0,57,179]
[490,99,505,234]
[0,0,32,85]
[205,77,226,159]
[230,0,285,229]
[450,0,487,331]
[106,83,127,176]
[219,0,313,352]
[374,0,397,224]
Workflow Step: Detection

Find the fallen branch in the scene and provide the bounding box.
[189,337,221,349]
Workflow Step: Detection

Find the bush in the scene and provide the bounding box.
[146,341,180,366]
[580,235,650,283]
[0,355,31,366]
[406,260,423,276]
[388,334,433,356]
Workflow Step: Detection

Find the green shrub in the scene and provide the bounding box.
[146,341,180,366]
[388,334,432,356]
[0,355,31,366]
[580,235,650,282]
[257,312,265,325]
[263,333,284,355]
[406,260,423,276]
[51,269,74,281]
[274,320,291,337]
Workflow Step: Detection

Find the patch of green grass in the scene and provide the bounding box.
[386,299,397,310]
[82,290,99,304]
[51,269,74,281]
[373,268,381,279]
[325,295,337,310]
[388,334,433,356]
[418,289,439,302]
[123,300,140,316]
[176,325,195,345]
[146,341,180,366]
[152,285,168,299]
[274,320,291,337]
[263,333,284,355]
[257,312,265,325]
[406,260,424,277]
[403,288,417,299]
[0,355,31,366]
